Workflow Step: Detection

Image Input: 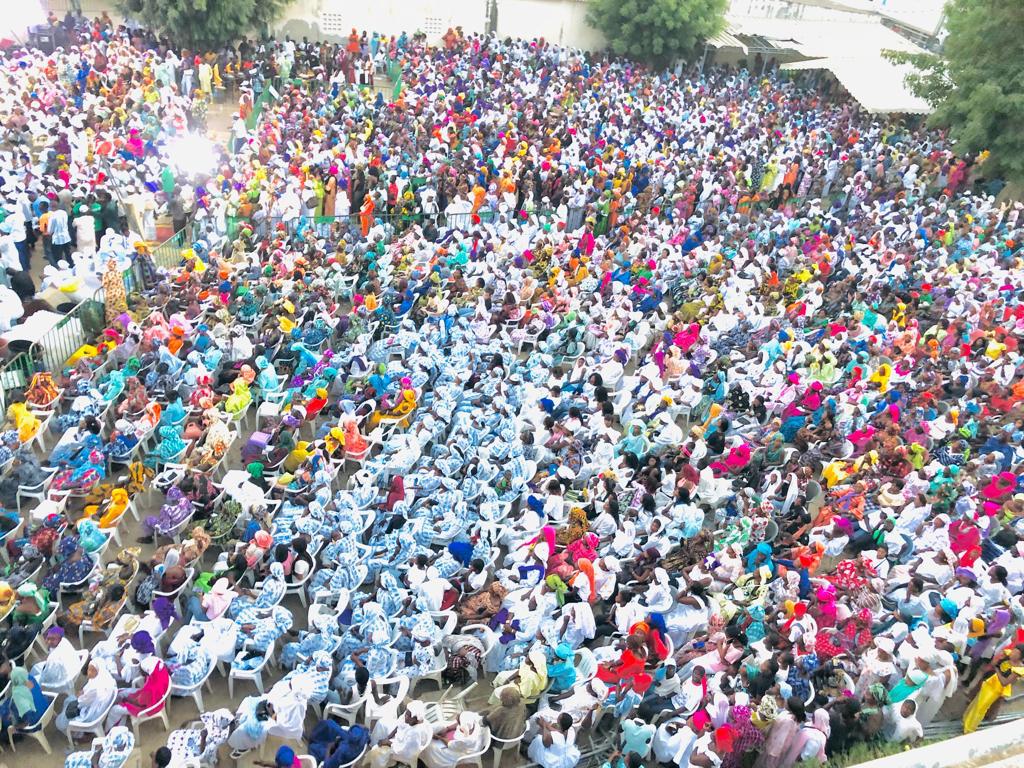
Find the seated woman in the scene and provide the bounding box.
[306,721,370,768]
[61,581,127,635]
[50,447,106,494]
[421,711,490,768]
[104,656,170,729]
[168,637,213,689]
[12,582,50,626]
[229,562,288,620]
[107,419,141,463]
[5,402,40,446]
[596,633,654,694]
[0,449,49,509]
[75,518,108,554]
[225,378,253,417]
[232,605,294,671]
[0,665,50,737]
[191,410,233,470]
[140,487,194,543]
[56,660,117,738]
[116,376,150,419]
[146,425,188,467]
[134,551,188,609]
[370,376,418,427]
[24,372,60,409]
[88,485,132,531]
[63,726,134,768]
[42,537,96,595]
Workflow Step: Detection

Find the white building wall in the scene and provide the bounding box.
[274,0,606,51]
[495,0,606,51]
[276,0,488,43]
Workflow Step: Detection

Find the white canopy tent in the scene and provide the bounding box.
[780,56,931,114]
[710,11,934,115]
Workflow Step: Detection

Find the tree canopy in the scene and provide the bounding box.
[122,0,287,49]
[586,0,727,65]
[887,0,1024,183]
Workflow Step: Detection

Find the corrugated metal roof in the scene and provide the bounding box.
[779,56,932,114]
[707,30,749,54]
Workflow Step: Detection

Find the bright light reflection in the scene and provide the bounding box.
[0,1,45,40]
[165,134,218,178]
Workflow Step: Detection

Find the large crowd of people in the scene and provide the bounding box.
[0,11,1021,768]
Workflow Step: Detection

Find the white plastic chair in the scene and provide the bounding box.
[16,467,58,514]
[229,643,274,698]
[65,696,116,746]
[130,686,171,739]
[364,675,410,731]
[323,693,367,727]
[8,695,55,752]
[454,730,491,768]
[410,652,448,695]
[170,656,216,712]
[488,729,525,768]
[285,563,317,608]
[40,648,88,698]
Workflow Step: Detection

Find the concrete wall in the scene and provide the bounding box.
[273,0,607,51]
[276,0,489,44]
[39,0,609,52]
[495,0,606,51]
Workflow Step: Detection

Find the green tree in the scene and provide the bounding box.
[121,0,287,49]
[586,0,727,65]
[886,0,1024,183]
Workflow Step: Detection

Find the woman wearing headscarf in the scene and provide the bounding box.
[140,486,194,542]
[492,647,549,705]
[230,562,287,621]
[421,711,490,768]
[50,446,106,492]
[306,720,370,768]
[166,708,235,765]
[596,633,653,694]
[232,605,294,671]
[76,517,108,553]
[188,577,237,623]
[0,665,50,736]
[134,549,187,609]
[41,538,95,595]
[168,635,212,688]
[105,655,170,729]
[266,672,317,743]
[963,644,1024,733]
[368,699,434,768]
[888,665,929,704]
[13,582,51,625]
[752,697,804,768]
[227,695,278,755]
[56,661,117,737]
[64,725,135,768]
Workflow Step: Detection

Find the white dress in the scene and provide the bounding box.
[528,727,582,768]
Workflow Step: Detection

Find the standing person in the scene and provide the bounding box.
[963,644,1024,733]
[4,203,29,271]
[231,113,248,154]
[47,202,72,266]
[98,191,120,235]
[37,199,53,266]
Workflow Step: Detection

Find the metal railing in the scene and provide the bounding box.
[28,296,105,375]
[201,206,575,244]
[0,351,38,411]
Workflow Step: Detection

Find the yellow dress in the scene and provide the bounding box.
[7,403,39,444]
[963,655,1024,733]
